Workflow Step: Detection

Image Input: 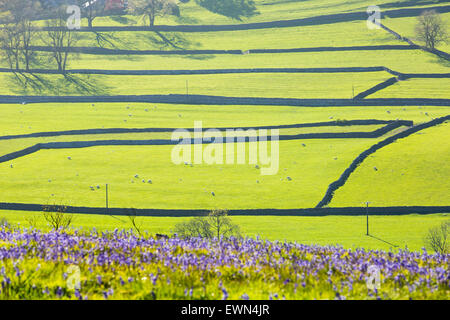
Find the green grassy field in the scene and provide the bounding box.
[0,0,449,254]
[0,210,448,252]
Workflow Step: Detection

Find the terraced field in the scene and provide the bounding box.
[0,0,449,252]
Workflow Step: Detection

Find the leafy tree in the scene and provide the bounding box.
[195,0,259,21]
[415,10,448,49]
[128,0,180,26]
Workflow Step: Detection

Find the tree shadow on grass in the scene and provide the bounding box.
[8,73,111,96]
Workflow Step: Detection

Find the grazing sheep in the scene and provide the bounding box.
[211,192,215,196]
[10,164,13,168]
[148,180,152,184]
[256,180,259,184]
[96,185,100,189]
[67,157,72,160]
[425,112,429,116]
[374,167,378,171]
[255,165,260,169]
[48,180,52,183]
[142,179,146,183]
[334,157,338,160]
[387,110,391,114]
[135,174,139,178]
[145,109,149,112]
[287,177,292,181]
[302,143,306,147]
[90,186,95,191]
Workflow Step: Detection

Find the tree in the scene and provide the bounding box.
[128,0,180,26]
[424,221,449,254]
[415,10,448,49]
[0,0,41,71]
[77,0,104,28]
[174,210,240,239]
[43,10,78,73]
[195,0,259,21]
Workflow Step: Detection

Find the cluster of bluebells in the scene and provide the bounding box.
[0,227,448,300]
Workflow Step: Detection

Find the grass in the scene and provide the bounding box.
[68,21,401,50]
[0,103,446,136]
[0,1,448,260]
[0,138,378,209]
[331,121,450,207]
[85,0,449,26]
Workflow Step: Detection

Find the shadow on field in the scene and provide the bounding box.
[8,73,110,96]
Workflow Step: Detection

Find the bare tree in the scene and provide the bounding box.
[208,209,240,239]
[174,210,240,239]
[77,0,104,28]
[0,0,41,70]
[43,11,78,73]
[128,208,143,236]
[195,0,259,21]
[424,221,449,254]
[415,10,448,49]
[128,0,180,26]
